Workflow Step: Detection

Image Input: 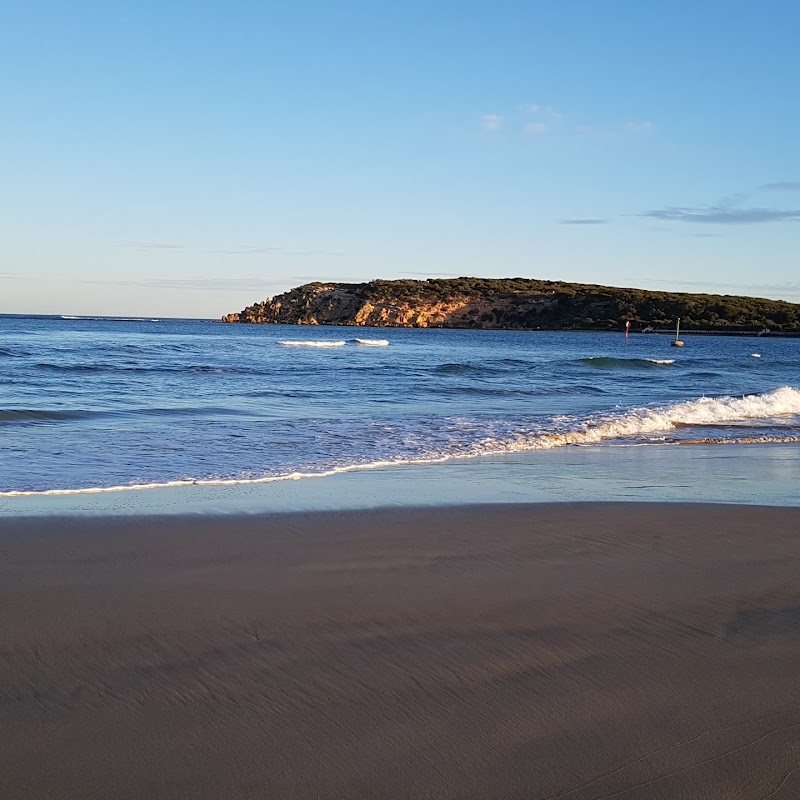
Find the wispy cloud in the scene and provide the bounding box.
[283,250,343,257]
[760,181,800,192]
[402,272,464,278]
[643,278,800,300]
[117,242,342,257]
[117,241,184,251]
[521,104,562,136]
[210,247,281,255]
[575,120,654,138]
[521,104,562,121]
[559,218,608,225]
[82,277,272,291]
[0,271,32,280]
[480,103,654,140]
[623,120,654,134]
[524,122,548,136]
[641,206,800,224]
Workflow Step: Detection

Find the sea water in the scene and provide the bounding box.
[1,314,799,510]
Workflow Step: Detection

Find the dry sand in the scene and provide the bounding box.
[2,503,800,799]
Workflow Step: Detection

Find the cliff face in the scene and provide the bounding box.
[221,283,569,329]
[221,279,800,332]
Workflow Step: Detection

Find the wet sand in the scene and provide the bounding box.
[2,503,800,799]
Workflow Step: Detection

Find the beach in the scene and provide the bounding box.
[3,502,800,799]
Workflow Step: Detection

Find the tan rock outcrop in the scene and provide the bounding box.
[221,283,563,329]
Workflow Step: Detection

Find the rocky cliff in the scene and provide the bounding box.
[221,278,800,332]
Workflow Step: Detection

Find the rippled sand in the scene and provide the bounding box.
[2,503,800,798]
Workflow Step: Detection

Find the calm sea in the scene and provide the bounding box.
[1,314,799,497]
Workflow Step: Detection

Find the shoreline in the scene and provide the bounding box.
[2,441,798,517]
[3,502,800,798]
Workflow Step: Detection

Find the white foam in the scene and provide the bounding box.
[752,353,761,358]
[648,358,675,365]
[277,340,346,348]
[354,339,389,346]
[3,387,798,499]
[476,386,800,453]
[0,457,452,497]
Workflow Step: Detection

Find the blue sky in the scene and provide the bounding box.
[2,0,799,316]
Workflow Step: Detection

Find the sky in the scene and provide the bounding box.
[2,0,799,317]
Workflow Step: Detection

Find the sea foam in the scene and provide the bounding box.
[479,386,800,453]
[3,387,798,498]
[277,340,346,348]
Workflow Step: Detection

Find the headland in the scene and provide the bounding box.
[221,277,800,333]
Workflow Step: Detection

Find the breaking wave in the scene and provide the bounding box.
[3,387,798,496]
[471,387,800,453]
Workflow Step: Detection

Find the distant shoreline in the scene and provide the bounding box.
[221,278,800,332]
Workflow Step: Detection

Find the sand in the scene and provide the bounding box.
[2,503,800,799]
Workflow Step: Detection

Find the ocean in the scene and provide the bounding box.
[1,314,799,509]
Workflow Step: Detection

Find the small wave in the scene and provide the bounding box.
[752,353,761,358]
[353,338,389,346]
[498,357,534,367]
[278,340,346,348]
[0,405,249,424]
[35,362,265,375]
[434,362,495,375]
[37,362,106,372]
[0,409,92,423]
[579,356,675,369]
[0,458,455,498]
[0,348,14,357]
[60,315,81,320]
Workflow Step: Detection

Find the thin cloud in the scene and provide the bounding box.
[623,120,654,134]
[576,120,654,139]
[117,241,184,251]
[478,105,653,140]
[117,242,341,257]
[402,272,463,278]
[642,278,800,300]
[521,104,562,120]
[81,278,272,291]
[560,218,608,225]
[211,247,281,255]
[760,181,800,192]
[283,250,343,257]
[524,122,548,136]
[642,206,800,224]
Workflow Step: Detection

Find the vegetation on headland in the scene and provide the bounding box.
[221,278,800,332]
